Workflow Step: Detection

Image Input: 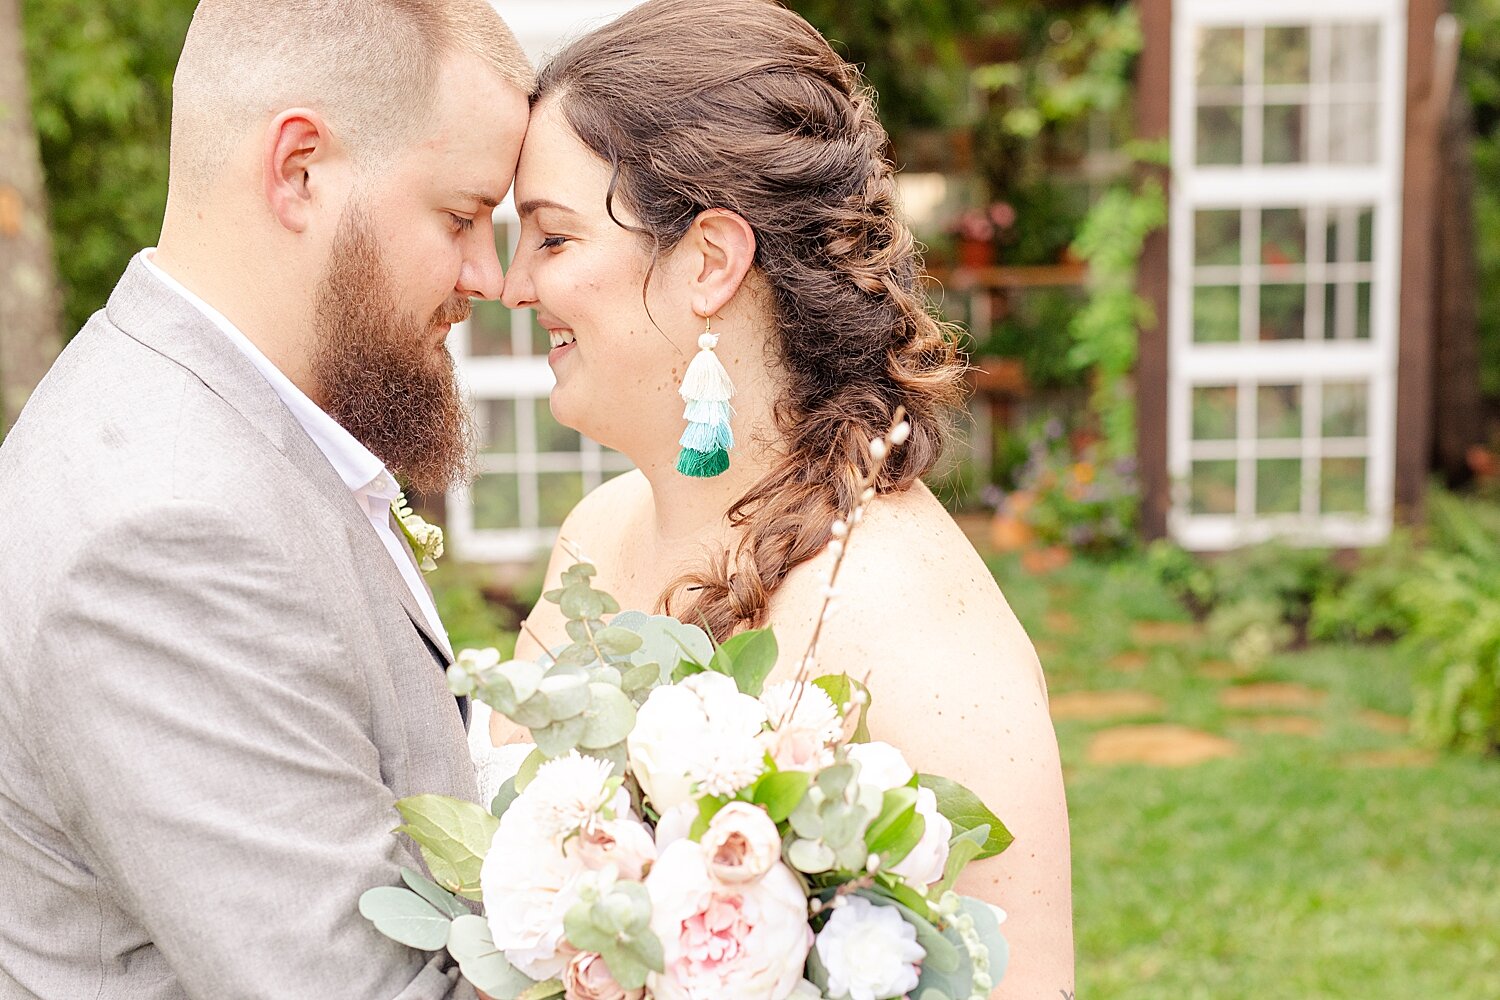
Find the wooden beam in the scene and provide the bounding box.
[1135,0,1173,540]
[1394,0,1448,522]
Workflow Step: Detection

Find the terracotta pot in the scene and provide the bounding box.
[957,237,995,269]
[1021,545,1072,575]
[990,513,1032,552]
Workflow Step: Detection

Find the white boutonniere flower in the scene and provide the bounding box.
[392,491,444,572]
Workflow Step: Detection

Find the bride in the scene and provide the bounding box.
[474,0,1073,993]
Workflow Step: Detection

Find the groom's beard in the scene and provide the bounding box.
[311,205,475,496]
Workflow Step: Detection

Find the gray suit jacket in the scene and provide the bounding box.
[0,258,479,999]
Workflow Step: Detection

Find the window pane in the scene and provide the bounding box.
[1264,26,1311,85]
[1263,103,1309,164]
[1261,208,1306,267]
[1321,457,1367,514]
[1322,381,1369,438]
[538,472,585,527]
[535,398,581,453]
[477,399,517,454]
[1197,27,1245,87]
[1329,101,1378,164]
[1325,205,1376,265]
[1195,209,1241,266]
[1355,282,1372,339]
[1190,460,1237,515]
[1196,106,1244,166]
[473,473,521,530]
[1192,385,1238,440]
[1194,285,1241,343]
[530,313,552,356]
[1259,283,1306,341]
[1256,458,1303,514]
[468,301,513,357]
[1257,384,1302,439]
[1330,22,1381,86]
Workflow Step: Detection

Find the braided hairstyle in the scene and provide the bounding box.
[536,0,968,640]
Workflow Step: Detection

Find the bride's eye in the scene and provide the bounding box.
[539,235,569,251]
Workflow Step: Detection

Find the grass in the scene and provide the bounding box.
[990,553,1500,1000]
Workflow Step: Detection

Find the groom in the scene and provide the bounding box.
[0,2,530,997]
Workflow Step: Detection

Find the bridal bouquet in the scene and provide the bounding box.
[360,418,1013,1000]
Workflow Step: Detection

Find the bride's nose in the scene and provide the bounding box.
[500,246,537,311]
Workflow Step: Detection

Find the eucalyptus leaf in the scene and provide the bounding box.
[552,643,599,670]
[532,713,589,757]
[620,662,660,693]
[918,774,1014,858]
[447,914,538,999]
[711,628,779,697]
[357,886,451,951]
[401,866,468,920]
[787,837,837,873]
[561,586,606,622]
[593,625,644,656]
[393,795,498,901]
[913,896,1009,998]
[579,682,636,749]
[624,613,714,677]
[538,673,590,720]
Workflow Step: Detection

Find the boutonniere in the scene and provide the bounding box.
[392,491,444,572]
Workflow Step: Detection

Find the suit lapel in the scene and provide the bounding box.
[105,255,456,680]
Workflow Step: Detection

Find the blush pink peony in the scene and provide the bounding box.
[645,839,812,1000]
[563,951,644,1000]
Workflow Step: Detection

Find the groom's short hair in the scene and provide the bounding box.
[170,0,534,200]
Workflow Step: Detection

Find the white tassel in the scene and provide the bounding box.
[679,333,735,403]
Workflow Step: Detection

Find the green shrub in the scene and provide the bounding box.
[1309,532,1420,642]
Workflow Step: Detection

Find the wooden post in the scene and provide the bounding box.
[0,0,64,436]
[1135,0,1172,539]
[1394,0,1447,522]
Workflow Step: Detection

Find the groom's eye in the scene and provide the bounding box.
[447,213,475,233]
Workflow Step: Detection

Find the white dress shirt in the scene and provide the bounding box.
[141,250,452,657]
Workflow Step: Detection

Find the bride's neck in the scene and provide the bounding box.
[633,430,781,547]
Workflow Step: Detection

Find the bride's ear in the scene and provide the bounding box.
[685,209,756,316]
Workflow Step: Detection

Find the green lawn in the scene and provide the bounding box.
[991,554,1500,1000]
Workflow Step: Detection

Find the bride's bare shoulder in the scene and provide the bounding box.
[560,470,651,554]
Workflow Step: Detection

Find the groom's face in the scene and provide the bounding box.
[310,52,529,493]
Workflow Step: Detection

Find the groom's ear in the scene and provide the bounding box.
[686,209,756,316]
[263,109,337,234]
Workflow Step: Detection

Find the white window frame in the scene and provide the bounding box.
[1167,0,1407,549]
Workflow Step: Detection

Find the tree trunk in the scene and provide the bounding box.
[0,0,63,436]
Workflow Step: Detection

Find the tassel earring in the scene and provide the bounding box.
[676,316,734,478]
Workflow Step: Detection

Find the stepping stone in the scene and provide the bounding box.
[1033,640,1062,662]
[1230,715,1324,736]
[1356,709,1409,735]
[1086,724,1238,766]
[1049,690,1165,722]
[1108,650,1151,673]
[1130,621,1201,645]
[1200,659,1251,681]
[1043,610,1078,633]
[1219,683,1327,711]
[1340,748,1438,768]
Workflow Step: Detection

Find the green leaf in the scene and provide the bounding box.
[514,746,544,792]
[711,628,779,696]
[401,867,468,919]
[689,794,729,840]
[593,626,644,656]
[490,777,519,820]
[518,980,566,1000]
[617,612,714,678]
[917,774,1014,858]
[357,886,451,951]
[579,683,636,749]
[532,714,588,757]
[561,585,606,621]
[447,914,538,998]
[865,787,925,868]
[749,769,811,823]
[812,673,872,742]
[394,795,498,901]
[933,825,988,897]
[620,662,660,693]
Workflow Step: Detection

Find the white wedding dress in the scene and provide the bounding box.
[467,699,535,805]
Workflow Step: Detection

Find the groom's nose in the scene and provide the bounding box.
[458,230,506,301]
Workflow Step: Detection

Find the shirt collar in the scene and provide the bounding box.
[140,249,392,499]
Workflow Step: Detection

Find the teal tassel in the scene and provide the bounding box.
[683,398,734,425]
[679,420,734,452]
[676,446,730,478]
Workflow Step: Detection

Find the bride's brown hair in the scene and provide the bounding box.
[536,0,967,639]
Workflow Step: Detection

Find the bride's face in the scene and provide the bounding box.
[502,101,701,458]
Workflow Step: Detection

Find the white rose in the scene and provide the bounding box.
[646,839,812,1000]
[627,672,767,812]
[813,896,925,1000]
[700,802,782,884]
[845,742,951,889]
